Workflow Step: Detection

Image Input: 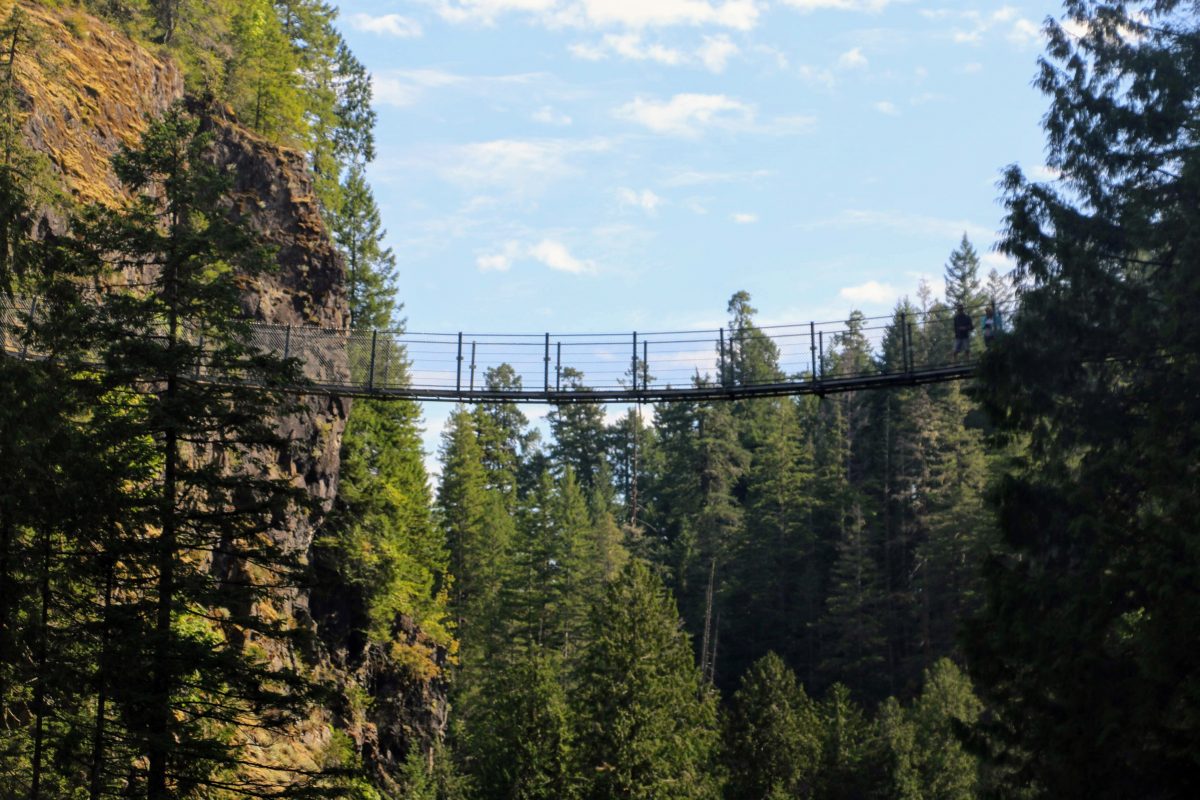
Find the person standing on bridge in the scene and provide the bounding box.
[982,301,1002,347]
[953,303,973,360]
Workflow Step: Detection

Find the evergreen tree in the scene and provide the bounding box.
[547,367,609,489]
[334,165,398,330]
[66,106,326,797]
[226,0,306,142]
[438,406,513,657]
[908,659,981,799]
[724,652,822,800]
[318,396,453,662]
[815,683,876,800]
[966,2,1200,795]
[574,561,721,800]
[462,652,575,800]
[943,234,982,311]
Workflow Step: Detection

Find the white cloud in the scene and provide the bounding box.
[732,212,758,224]
[837,47,869,69]
[932,7,1042,47]
[571,31,739,72]
[576,0,760,31]
[373,70,465,107]
[960,61,984,74]
[371,69,542,108]
[1007,17,1041,46]
[797,64,836,90]
[840,280,898,304]
[663,168,773,186]
[981,251,1016,272]
[698,34,739,72]
[347,12,423,37]
[533,106,573,125]
[432,0,760,31]
[434,137,613,193]
[616,93,753,136]
[570,32,685,64]
[873,100,899,116]
[617,187,664,213]
[476,239,596,274]
[1028,164,1061,182]
[477,240,521,271]
[530,239,595,273]
[781,0,895,11]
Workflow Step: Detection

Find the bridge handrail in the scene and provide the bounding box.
[0,293,1013,401]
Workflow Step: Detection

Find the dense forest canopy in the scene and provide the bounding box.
[0,0,1197,798]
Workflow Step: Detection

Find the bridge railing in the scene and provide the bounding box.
[2,294,1014,399]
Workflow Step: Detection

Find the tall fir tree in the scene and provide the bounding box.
[943,234,983,311]
[966,3,1200,795]
[724,652,823,800]
[65,106,329,797]
[573,561,721,800]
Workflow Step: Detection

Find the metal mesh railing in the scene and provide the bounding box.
[1,294,1011,401]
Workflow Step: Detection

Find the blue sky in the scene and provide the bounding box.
[332,0,1064,463]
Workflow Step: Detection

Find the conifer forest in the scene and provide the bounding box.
[0,1,1197,797]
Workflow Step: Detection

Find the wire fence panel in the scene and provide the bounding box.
[1,293,1013,402]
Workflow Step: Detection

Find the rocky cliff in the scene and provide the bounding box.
[11,0,444,786]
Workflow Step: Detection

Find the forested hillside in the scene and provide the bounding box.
[1,0,1197,798]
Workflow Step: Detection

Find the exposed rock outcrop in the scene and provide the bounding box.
[11,0,446,785]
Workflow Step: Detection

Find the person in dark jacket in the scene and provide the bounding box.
[953,303,973,359]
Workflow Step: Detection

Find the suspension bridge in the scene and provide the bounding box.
[1,296,996,404]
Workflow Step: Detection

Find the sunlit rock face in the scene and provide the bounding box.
[11,0,446,784]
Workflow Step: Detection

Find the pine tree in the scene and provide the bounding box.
[547,367,609,489]
[815,683,877,800]
[724,652,822,800]
[723,398,816,682]
[438,405,513,657]
[462,652,575,800]
[943,234,982,311]
[226,0,306,142]
[966,3,1200,794]
[64,106,326,797]
[908,659,981,799]
[334,165,398,330]
[574,561,721,800]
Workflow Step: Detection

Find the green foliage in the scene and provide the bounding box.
[965,2,1200,795]
[724,652,822,800]
[64,105,323,797]
[573,561,722,800]
[943,234,983,310]
[321,397,452,655]
[461,652,575,800]
[335,165,398,330]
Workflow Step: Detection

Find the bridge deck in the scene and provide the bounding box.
[2,296,991,403]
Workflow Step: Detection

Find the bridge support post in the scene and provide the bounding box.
[907,321,915,374]
[195,333,204,378]
[898,312,906,374]
[456,332,463,392]
[719,328,726,387]
[544,333,551,392]
[818,331,824,382]
[556,341,562,391]
[809,321,816,381]
[632,332,638,392]
[469,341,476,391]
[283,325,291,361]
[643,340,649,390]
[368,330,378,390]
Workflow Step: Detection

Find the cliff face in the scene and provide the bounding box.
[12,1,444,785]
